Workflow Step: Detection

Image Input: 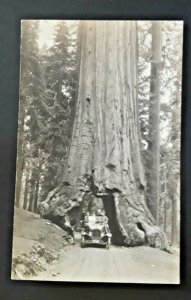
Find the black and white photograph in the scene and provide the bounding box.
[11,20,183,284]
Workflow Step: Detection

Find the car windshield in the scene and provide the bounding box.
[85,216,106,224]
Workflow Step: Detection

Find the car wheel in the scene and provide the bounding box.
[106,238,111,250]
[106,242,110,250]
[81,236,85,248]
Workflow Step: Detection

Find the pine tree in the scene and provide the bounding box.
[146,21,162,223]
[159,21,182,245]
[16,20,43,209]
[16,20,52,211]
[37,21,80,202]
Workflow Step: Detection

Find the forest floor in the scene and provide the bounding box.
[12,208,180,284]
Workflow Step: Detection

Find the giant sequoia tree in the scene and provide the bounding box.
[39,21,169,251]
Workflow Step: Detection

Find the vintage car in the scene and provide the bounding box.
[81,214,112,249]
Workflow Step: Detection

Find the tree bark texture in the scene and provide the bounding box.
[39,21,170,251]
[146,21,162,223]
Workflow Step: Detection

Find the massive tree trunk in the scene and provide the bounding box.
[146,21,162,223]
[39,21,170,251]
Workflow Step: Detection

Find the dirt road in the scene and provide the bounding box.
[32,244,179,284]
[12,209,179,284]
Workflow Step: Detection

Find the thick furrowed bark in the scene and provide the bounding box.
[39,21,170,252]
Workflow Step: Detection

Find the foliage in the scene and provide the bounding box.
[17,21,80,209]
[137,21,182,244]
